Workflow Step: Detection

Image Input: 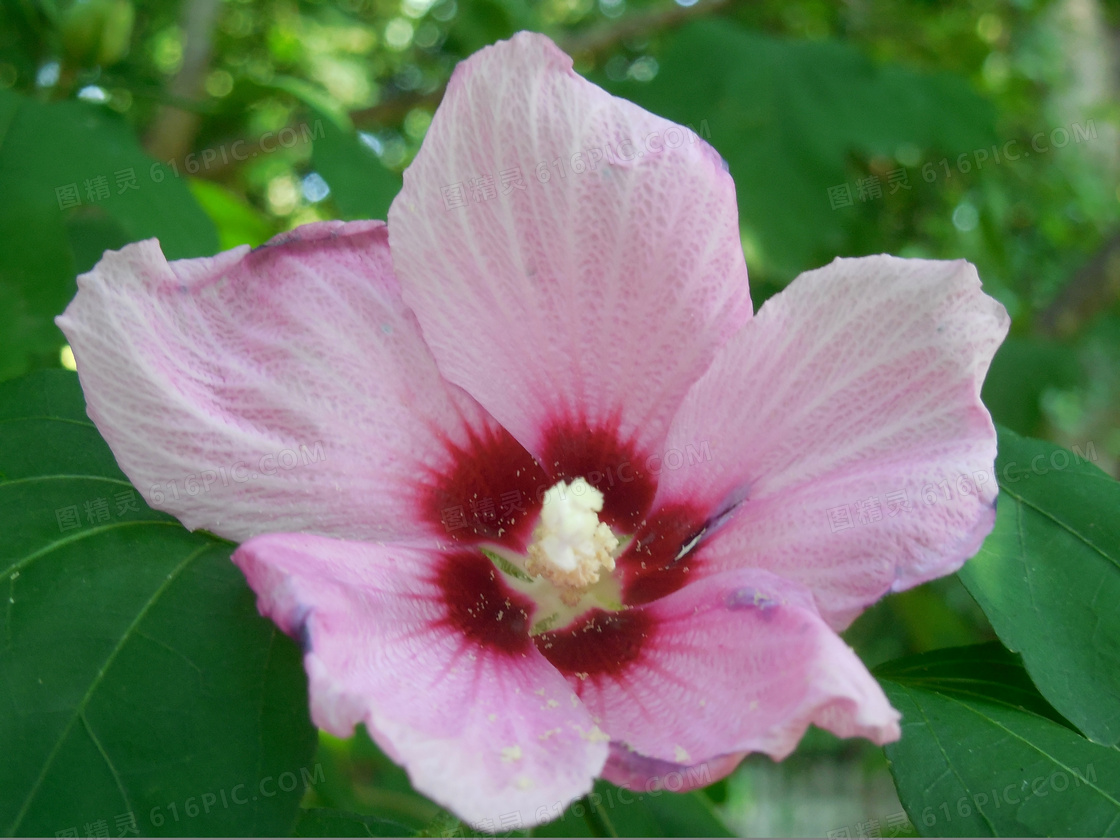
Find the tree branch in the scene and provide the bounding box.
[143,0,221,162]
[1037,232,1120,337]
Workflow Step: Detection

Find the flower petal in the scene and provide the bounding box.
[601,745,746,794]
[388,32,751,464]
[650,256,1009,627]
[547,569,899,770]
[57,221,499,543]
[234,533,609,830]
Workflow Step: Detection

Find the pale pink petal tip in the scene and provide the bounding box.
[233,533,609,830]
[602,745,748,793]
[570,570,899,779]
[655,255,1009,628]
[388,29,751,462]
[55,220,495,546]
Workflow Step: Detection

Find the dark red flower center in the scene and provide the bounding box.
[422,419,711,680]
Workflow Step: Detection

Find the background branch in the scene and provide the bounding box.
[1037,232,1120,338]
[143,0,221,162]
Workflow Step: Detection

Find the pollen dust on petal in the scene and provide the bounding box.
[501,745,523,763]
[579,725,610,743]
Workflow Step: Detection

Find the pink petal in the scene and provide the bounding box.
[650,256,1009,628]
[540,570,899,770]
[234,534,609,830]
[388,32,751,466]
[56,221,500,544]
[602,745,746,794]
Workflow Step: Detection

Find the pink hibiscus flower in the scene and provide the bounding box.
[57,32,1008,829]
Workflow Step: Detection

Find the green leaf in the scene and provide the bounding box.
[64,207,133,275]
[603,20,996,280]
[874,642,1073,728]
[189,179,277,250]
[958,427,1120,745]
[0,89,218,382]
[308,109,401,221]
[877,644,1120,837]
[293,808,419,837]
[531,781,732,838]
[0,370,316,836]
[980,338,1081,437]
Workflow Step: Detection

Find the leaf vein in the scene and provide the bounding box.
[5,542,209,834]
[2,519,180,579]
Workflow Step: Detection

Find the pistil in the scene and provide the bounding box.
[525,478,620,606]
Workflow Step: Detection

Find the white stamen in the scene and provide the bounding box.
[525,478,619,605]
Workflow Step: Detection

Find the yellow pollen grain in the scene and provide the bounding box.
[674,745,690,763]
[582,725,610,743]
[501,745,523,763]
[516,776,533,790]
[546,699,559,708]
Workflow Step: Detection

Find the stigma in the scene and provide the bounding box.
[526,478,620,605]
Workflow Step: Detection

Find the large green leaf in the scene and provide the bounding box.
[0,370,316,836]
[293,808,418,837]
[979,338,1081,437]
[878,644,1120,837]
[604,20,996,280]
[0,89,217,382]
[958,427,1120,746]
